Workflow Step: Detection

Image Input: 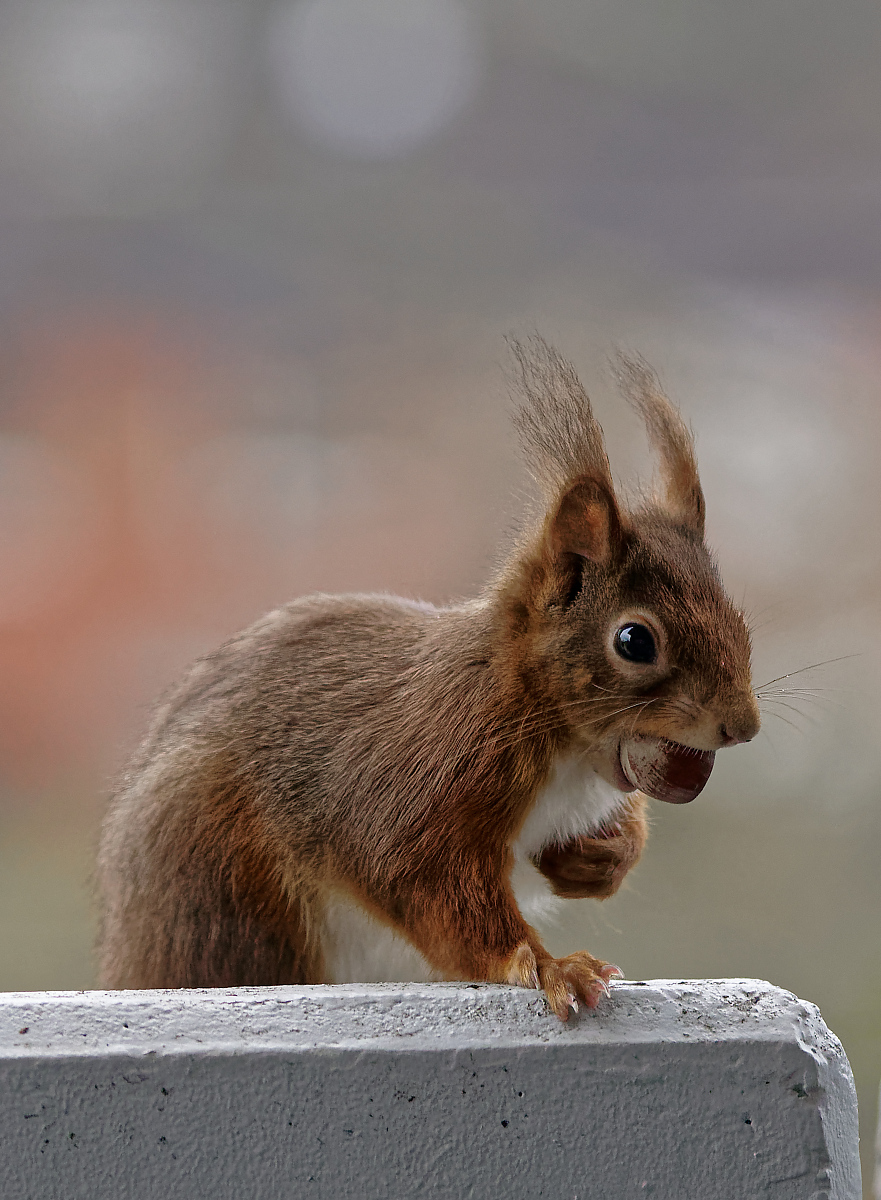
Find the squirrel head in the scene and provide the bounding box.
[503,338,760,804]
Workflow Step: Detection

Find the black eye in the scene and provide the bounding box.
[614,623,657,664]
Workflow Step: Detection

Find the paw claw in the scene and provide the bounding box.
[526,950,622,1017]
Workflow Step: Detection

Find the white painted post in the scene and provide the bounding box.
[1,979,860,1199]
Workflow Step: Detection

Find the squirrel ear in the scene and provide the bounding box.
[548,477,623,565]
[613,353,706,535]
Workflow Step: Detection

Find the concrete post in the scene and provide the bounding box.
[1,979,861,1199]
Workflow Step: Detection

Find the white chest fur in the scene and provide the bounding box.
[320,752,627,985]
[514,752,626,859]
[510,751,628,929]
[321,894,440,985]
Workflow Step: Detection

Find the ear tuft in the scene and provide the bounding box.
[549,477,621,565]
[509,336,615,499]
[612,352,705,535]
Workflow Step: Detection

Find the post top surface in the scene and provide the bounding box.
[0,979,844,1062]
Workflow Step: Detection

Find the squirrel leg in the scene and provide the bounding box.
[533,792,648,899]
[381,860,620,1022]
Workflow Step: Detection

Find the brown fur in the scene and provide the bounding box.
[97,338,759,1018]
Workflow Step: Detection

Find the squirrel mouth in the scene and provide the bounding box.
[618,736,715,804]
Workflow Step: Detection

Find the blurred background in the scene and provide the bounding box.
[0,0,878,1187]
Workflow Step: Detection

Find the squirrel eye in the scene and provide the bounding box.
[614,623,657,664]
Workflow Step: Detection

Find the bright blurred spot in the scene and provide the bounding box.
[0,0,242,215]
[0,437,100,623]
[265,0,482,159]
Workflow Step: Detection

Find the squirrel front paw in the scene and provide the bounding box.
[506,942,622,1021]
[534,795,648,899]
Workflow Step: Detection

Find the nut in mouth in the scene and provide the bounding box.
[618,735,715,804]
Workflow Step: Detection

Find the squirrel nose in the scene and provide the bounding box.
[717,694,761,747]
[718,709,761,747]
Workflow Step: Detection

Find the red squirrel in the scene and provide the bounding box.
[97,338,759,1019]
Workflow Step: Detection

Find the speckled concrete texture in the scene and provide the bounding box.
[0,980,861,1199]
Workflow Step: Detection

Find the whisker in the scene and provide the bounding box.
[598,700,658,722]
[759,727,783,759]
[784,695,841,711]
[475,694,633,740]
[754,656,855,691]
[756,690,842,712]
[473,696,662,757]
[761,710,803,734]
[623,699,659,737]
[755,686,840,698]
[758,699,818,726]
